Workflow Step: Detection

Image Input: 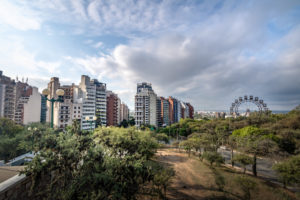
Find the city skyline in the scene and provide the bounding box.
[1,0,300,111]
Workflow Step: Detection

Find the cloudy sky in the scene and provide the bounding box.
[0,0,300,111]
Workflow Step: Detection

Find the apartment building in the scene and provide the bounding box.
[120,103,129,122]
[79,75,96,130]
[0,71,41,124]
[106,91,119,126]
[186,103,194,119]
[135,82,195,128]
[135,82,157,127]
[160,97,170,126]
[15,87,41,125]
[0,71,16,120]
[91,79,107,126]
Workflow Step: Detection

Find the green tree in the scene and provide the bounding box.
[233,154,253,174]
[179,140,193,157]
[273,155,300,188]
[234,176,256,200]
[155,133,169,144]
[232,126,278,176]
[202,151,224,167]
[24,127,166,199]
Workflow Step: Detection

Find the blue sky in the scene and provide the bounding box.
[0,0,300,111]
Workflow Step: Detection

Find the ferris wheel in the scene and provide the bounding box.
[230,95,268,116]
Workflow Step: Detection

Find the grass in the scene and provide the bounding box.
[158,148,299,200]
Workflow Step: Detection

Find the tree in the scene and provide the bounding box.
[234,176,256,200]
[0,118,32,162]
[119,119,129,128]
[23,127,174,199]
[273,155,300,188]
[155,133,169,144]
[232,126,278,176]
[128,117,135,126]
[227,136,237,167]
[179,140,193,157]
[202,151,224,167]
[233,154,253,174]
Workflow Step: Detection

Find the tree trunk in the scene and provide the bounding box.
[231,149,234,167]
[252,154,257,176]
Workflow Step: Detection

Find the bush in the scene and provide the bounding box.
[202,151,224,167]
[155,133,169,144]
[23,127,165,200]
[233,154,253,174]
[234,176,256,200]
[273,155,300,188]
[214,171,226,191]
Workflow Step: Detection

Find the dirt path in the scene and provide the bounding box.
[156,148,218,200]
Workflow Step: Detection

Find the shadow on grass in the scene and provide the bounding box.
[168,182,242,200]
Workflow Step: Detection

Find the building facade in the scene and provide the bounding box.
[0,71,41,124]
[135,83,157,127]
[106,91,120,126]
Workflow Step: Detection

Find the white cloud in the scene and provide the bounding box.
[0,0,41,31]
[93,41,103,49]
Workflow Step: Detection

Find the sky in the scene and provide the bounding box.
[0,0,300,111]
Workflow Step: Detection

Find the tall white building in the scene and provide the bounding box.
[79,75,96,130]
[135,82,157,127]
[91,79,107,126]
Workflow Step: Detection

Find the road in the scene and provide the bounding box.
[217,148,278,181]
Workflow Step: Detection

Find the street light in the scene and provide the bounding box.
[85,116,97,131]
[42,88,65,128]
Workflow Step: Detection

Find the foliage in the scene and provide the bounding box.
[179,140,193,157]
[202,151,224,167]
[234,176,256,200]
[273,155,300,188]
[155,133,169,144]
[152,167,175,199]
[0,118,45,162]
[231,126,278,176]
[233,154,253,174]
[119,119,129,128]
[23,126,173,200]
[0,117,23,136]
[213,170,226,191]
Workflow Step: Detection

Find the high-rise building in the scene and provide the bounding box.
[156,97,162,127]
[91,79,107,126]
[177,100,182,122]
[106,91,120,126]
[160,97,170,126]
[168,97,179,124]
[0,71,16,120]
[186,103,194,119]
[135,83,157,127]
[0,71,41,124]
[14,87,41,125]
[40,96,47,123]
[79,75,96,130]
[120,103,129,122]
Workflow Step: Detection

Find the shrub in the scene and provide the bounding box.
[234,176,256,200]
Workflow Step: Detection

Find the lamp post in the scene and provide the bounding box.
[42,88,65,128]
[85,116,97,131]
